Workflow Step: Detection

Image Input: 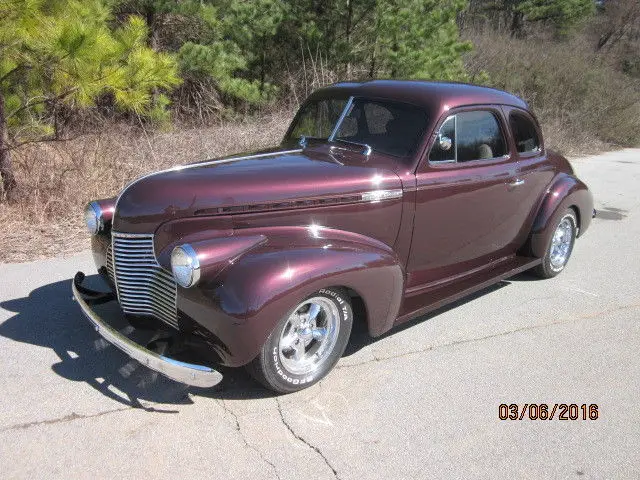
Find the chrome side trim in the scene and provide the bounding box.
[72,278,222,388]
[114,149,303,213]
[196,188,405,217]
[361,189,404,203]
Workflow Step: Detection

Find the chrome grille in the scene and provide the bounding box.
[105,242,115,284]
[110,233,178,329]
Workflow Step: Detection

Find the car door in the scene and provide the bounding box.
[406,106,525,288]
[501,106,556,247]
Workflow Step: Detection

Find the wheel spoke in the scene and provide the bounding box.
[292,341,305,361]
[311,327,328,340]
[292,312,305,326]
[280,332,297,351]
[307,303,321,323]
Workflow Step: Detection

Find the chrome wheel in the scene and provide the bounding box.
[549,215,574,271]
[278,297,340,375]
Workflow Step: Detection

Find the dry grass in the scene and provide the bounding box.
[464,31,640,156]
[4,30,639,264]
[0,112,291,263]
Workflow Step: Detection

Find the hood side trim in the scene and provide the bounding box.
[194,188,404,217]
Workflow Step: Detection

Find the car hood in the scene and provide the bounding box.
[113,146,402,233]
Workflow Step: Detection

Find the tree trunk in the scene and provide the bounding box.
[510,11,525,38]
[369,49,376,78]
[260,37,266,94]
[145,7,158,50]
[346,0,353,78]
[145,6,160,107]
[0,93,17,202]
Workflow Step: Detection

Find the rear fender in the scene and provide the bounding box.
[177,226,404,367]
[530,173,594,258]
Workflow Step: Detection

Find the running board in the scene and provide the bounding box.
[395,256,542,325]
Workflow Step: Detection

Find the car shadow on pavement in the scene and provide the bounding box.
[0,277,276,411]
[0,276,514,408]
[344,280,511,357]
[507,271,541,282]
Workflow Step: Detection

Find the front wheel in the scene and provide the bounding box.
[533,209,577,279]
[247,287,353,393]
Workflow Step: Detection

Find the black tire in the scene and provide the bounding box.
[533,209,577,279]
[247,287,353,393]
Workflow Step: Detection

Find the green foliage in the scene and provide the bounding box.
[373,0,472,79]
[117,0,283,105]
[0,0,180,145]
[466,0,595,36]
[516,0,595,34]
[277,0,470,81]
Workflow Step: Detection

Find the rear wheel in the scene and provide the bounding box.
[534,209,577,278]
[248,287,352,393]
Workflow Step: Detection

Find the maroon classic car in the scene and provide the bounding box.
[74,80,594,393]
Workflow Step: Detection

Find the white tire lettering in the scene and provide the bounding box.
[270,290,347,385]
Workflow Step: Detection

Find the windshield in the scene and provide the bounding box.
[286,96,429,158]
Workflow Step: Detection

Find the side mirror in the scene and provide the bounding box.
[298,135,307,148]
[438,135,452,151]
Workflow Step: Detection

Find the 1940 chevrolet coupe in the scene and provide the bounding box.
[74,80,594,393]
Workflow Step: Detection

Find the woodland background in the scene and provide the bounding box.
[1,0,639,261]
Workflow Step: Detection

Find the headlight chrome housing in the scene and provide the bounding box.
[171,244,201,288]
[84,202,103,235]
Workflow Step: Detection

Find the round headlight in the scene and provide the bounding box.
[171,244,201,288]
[84,202,102,235]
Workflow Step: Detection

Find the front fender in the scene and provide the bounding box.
[177,226,404,367]
[530,173,594,258]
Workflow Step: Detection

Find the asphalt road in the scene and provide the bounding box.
[1,149,639,479]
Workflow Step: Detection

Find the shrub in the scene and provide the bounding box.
[465,31,640,154]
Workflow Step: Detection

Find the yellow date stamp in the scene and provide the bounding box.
[498,403,599,421]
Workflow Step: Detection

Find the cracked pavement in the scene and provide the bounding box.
[1,149,639,479]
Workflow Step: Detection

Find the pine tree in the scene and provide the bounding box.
[371,0,472,79]
[467,0,595,37]
[117,0,285,106]
[0,0,180,201]
[279,0,471,81]
[517,0,595,35]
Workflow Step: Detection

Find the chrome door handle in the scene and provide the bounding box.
[508,178,525,187]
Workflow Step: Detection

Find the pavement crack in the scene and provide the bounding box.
[338,302,640,370]
[218,399,281,480]
[1,407,130,432]
[276,397,340,479]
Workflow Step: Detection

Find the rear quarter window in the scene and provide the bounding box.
[510,112,541,153]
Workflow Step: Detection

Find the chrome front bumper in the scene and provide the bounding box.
[72,272,223,388]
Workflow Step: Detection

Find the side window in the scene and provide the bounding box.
[429,110,506,163]
[456,111,506,162]
[510,112,541,153]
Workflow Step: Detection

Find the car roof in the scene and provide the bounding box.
[312,80,529,112]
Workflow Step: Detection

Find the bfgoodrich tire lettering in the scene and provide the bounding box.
[248,287,353,393]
